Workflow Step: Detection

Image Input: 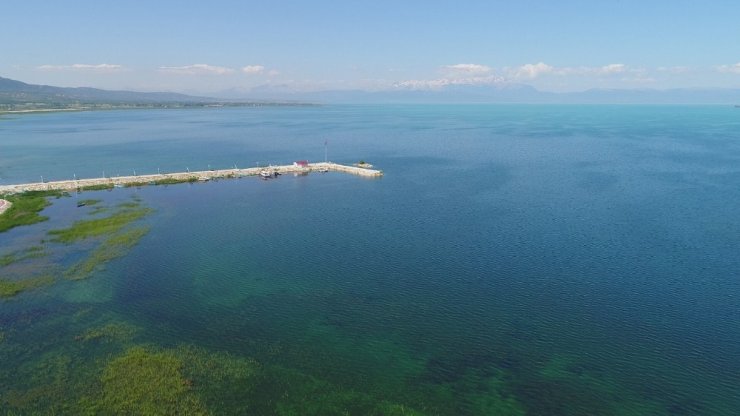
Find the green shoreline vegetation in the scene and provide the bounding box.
[154,176,199,185]
[121,176,199,188]
[0,190,67,233]
[78,183,114,191]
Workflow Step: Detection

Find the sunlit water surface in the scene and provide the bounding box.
[1,105,739,415]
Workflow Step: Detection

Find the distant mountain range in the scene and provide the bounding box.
[2,76,740,108]
[233,83,740,105]
[0,76,216,106]
[0,76,310,112]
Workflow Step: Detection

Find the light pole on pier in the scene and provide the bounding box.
[324,140,328,163]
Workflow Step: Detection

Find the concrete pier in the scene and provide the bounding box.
[0,162,383,196]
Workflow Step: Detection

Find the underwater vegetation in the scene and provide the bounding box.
[76,322,139,343]
[48,205,152,243]
[42,199,155,280]
[0,246,46,267]
[0,190,67,233]
[87,206,110,216]
[77,199,101,206]
[0,195,153,299]
[88,346,210,415]
[0,274,54,298]
[252,365,426,416]
[0,332,428,416]
[64,226,150,280]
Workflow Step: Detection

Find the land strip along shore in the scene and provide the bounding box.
[0,162,382,195]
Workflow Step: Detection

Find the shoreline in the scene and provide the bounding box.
[0,162,383,196]
[0,108,87,115]
[0,102,318,116]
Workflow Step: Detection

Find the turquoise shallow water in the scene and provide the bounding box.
[1,105,740,414]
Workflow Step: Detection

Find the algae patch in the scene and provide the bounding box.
[255,365,426,416]
[42,198,154,281]
[48,206,152,243]
[77,199,101,206]
[65,226,150,280]
[0,246,46,267]
[76,322,139,343]
[87,347,210,415]
[80,346,259,415]
[0,274,55,298]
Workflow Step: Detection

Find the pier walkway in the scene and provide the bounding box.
[0,162,383,195]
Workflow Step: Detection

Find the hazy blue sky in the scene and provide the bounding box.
[2,0,740,93]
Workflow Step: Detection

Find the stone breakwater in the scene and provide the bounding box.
[0,163,383,195]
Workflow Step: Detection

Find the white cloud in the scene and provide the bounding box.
[512,62,554,79]
[394,63,499,90]
[622,75,655,84]
[241,65,265,74]
[718,63,740,74]
[443,63,492,75]
[394,75,505,90]
[396,62,687,91]
[508,62,629,78]
[37,63,124,72]
[158,64,234,75]
[656,66,690,74]
[598,63,627,74]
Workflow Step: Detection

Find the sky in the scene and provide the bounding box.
[2,0,740,94]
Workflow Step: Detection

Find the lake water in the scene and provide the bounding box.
[1,105,739,415]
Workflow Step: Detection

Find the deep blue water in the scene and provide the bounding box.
[1,105,740,415]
